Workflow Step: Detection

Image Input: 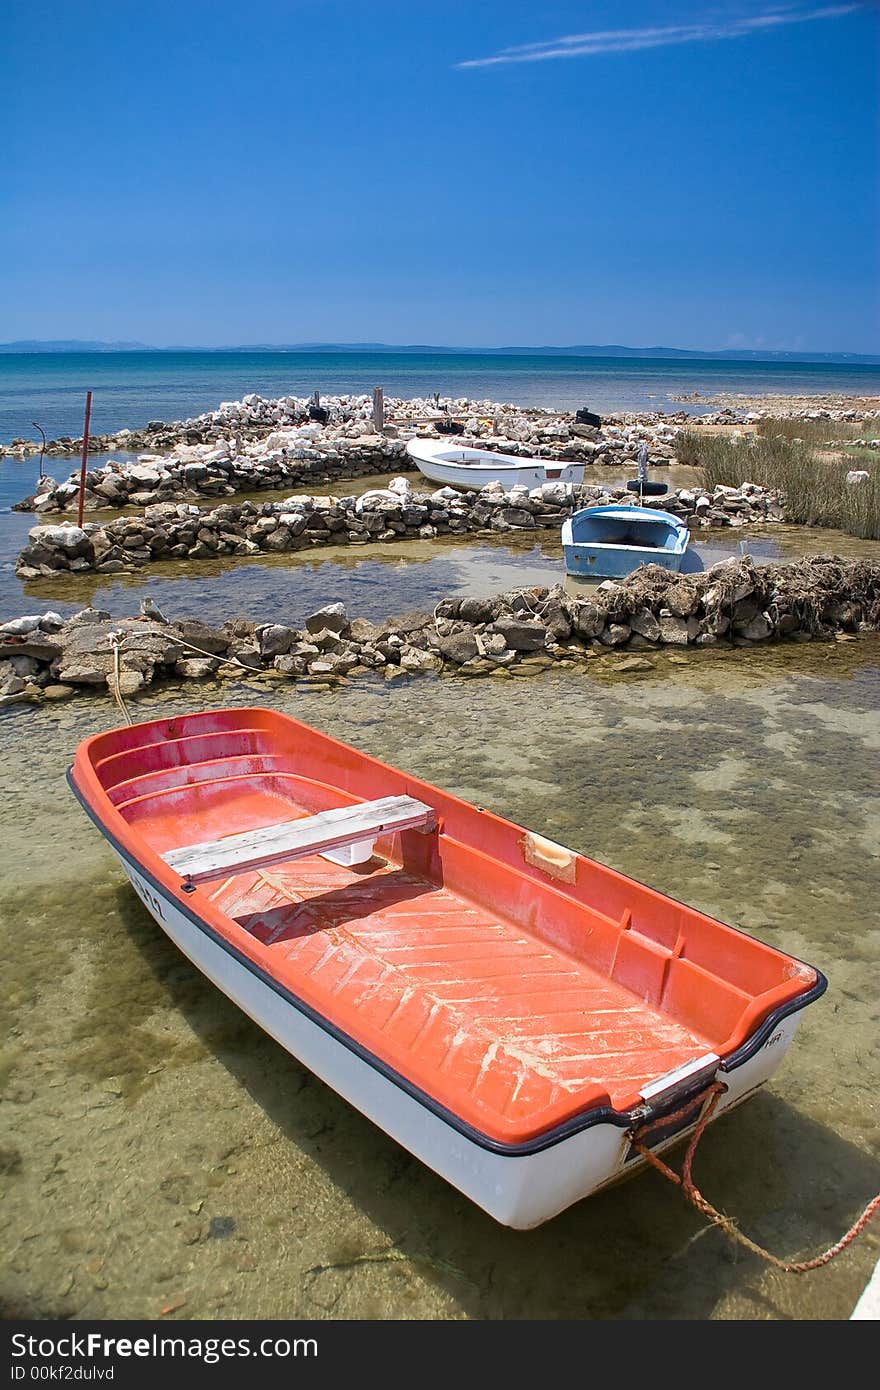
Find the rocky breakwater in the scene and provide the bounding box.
[7,390,410,458]
[673,395,880,423]
[401,410,685,466]
[6,390,689,463]
[13,394,697,515]
[17,428,410,515]
[2,557,878,709]
[15,480,784,581]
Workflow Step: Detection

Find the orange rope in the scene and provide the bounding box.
[631,1081,880,1274]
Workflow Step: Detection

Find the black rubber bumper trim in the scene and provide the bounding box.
[720,968,827,1070]
[68,768,826,1159]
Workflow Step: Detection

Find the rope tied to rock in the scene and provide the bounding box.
[108,631,133,727]
[631,1081,880,1273]
[105,627,263,730]
[161,632,262,672]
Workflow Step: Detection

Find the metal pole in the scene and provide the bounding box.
[77,391,92,528]
[637,441,648,505]
[31,422,46,480]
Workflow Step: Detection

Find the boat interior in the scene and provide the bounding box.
[574,511,682,547]
[80,708,816,1142]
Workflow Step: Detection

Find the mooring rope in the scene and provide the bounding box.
[161,633,260,672]
[105,628,261,729]
[631,1081,880,1273]
[108,632,133,726]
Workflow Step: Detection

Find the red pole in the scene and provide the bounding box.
[77,390,92,528]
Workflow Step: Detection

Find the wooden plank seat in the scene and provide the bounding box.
[162,794,437,885]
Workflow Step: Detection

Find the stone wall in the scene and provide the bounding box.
[16,480,784,580]
[3,557,877,709]
[16,423,684,516]
[18,438,412,514]
[11,393,693,513]
[5,391,687,464]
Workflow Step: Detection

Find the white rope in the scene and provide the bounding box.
[104,627,259,729]
[108,633,133,726]
[161,633,259,672]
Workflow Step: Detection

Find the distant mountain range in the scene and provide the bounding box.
[0,339,153,353]
[1,339,878,364]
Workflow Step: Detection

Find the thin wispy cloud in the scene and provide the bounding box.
[456,5,864,69]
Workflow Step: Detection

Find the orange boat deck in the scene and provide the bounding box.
[215,856,708,1119]
[73,708,819,1146]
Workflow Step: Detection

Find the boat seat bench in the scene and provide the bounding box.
[162,794,437,885]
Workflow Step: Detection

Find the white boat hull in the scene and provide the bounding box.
[111,845,808,1229]
[406,438,584,493]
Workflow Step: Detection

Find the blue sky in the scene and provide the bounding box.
[3,0,878,351]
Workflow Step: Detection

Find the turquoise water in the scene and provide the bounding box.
[2,350,879,444]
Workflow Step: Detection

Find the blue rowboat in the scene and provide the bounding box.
[561,505,690,580]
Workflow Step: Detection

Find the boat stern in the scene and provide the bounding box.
[563,543,684,579]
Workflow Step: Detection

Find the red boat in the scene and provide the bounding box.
[69,706,826,1227]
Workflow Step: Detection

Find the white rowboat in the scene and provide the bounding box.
[406,437,585,492]
[69,707,827,1229]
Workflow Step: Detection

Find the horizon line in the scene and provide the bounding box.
[1,339,879,361]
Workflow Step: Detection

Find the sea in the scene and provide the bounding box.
[1,350,879,445]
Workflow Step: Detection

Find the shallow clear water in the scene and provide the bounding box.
[4,451,880,626]
[2,643,879,1320]
[0,452,146,604]
[6,519,880,631]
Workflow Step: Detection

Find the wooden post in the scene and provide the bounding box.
[312,390,320,408]
[372,386,384,433]
[77,390,92,528]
